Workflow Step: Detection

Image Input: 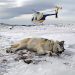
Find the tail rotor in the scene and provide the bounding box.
[54,6,62,18]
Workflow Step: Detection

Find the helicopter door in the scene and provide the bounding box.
[33,13,38,20]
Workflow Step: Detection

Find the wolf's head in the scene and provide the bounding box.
[56,41,65,55]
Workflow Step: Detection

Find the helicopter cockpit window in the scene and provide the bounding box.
[33,14,37,20]
[32,17,34,21]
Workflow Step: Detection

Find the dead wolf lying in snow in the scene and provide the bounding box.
[6,38,65,56]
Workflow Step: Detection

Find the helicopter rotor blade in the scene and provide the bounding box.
[45,10,55,12]
[54,6,62,10]
[32,10,40,13]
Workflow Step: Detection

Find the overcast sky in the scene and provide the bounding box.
[0,0,75,24]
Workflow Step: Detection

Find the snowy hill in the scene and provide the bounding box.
[0,23,75,75]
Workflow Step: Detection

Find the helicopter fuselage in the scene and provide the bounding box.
[32,13,57,23]
[31,6,62,23]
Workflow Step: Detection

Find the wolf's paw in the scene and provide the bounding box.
[6,48,15,53]
[6,48,10,53]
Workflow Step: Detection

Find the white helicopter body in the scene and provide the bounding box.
[32,6,62,24]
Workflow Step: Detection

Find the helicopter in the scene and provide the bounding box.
[31,6,62,24]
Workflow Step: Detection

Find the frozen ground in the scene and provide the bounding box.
[0,24,75,75]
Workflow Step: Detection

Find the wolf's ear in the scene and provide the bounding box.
[61,41,64,44]
[59,41,65,45]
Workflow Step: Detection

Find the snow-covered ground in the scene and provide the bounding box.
[0,24,75,75]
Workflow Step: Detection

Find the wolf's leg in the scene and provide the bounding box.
[46,51,53,56]
[6,47,18,53]
[6,45,23,53]
[10,45,26,53]
[36,47,45,55]
[6,43,19,53]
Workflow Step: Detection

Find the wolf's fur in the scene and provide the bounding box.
[6,38,65,56]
